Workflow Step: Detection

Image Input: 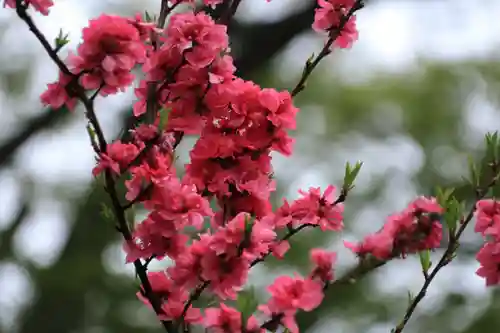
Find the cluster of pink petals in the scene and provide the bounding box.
[29,0,500,331]
[310,248,336,283]
[345,197,443,260]
[474,199,500,286]
[136,11,232,123]
[313,0,359,49]
[4,0,53,15]
[272,185,344,231]
[204,303,263,333]
[40,14,147,109]
[138,271,201,322]
[259,275,324,333]
[31,1,367,331]
[40,72,78,110]
[70,15,147,95]
[185,79,299,219]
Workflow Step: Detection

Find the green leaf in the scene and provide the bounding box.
[467,156,480,187]
[443,197,464,232]
[485,131,499,162]
[236,287,259,324]
[100,203,115,223]
[435,187,454,207]
[419,250,431,274]
[54,29,69,52]
[158,107,171,130]
[343,161,363,191]
[125,204,136,231]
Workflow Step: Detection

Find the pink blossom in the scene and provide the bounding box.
[475,199,500,241]
[204,303,242,333]
[259,88,298,130]
[209,212,277,260]
[313,0,356,31]
[144,177,213,230]
[124,216,188,262]
[313,0,359,49]
[40,72,77,110]
[260,275,324,333]
[310,248,336,283]
[4,0,53,15]
[92,141,139,176]
[69,14,146,95]
[345,197,443,259]
[168,238,208,290]
[261,274,324,313]
[200,246,250,299]
[137,271,200,322]
[476,241,500,286]
[277,185,344,231]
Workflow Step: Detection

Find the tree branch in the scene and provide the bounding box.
[14,2,176,331]
[0,108,66,167]
[393,166,500,333]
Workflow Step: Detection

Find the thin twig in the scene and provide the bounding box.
[291,0,364,97]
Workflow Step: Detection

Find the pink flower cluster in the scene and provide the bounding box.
[80,11,346,325]
[313,0,359,49]
[475,199,500,286]
[25,0,497,332]
[41,14,149,109]
[4,0,53,15]
[344,197,443,259]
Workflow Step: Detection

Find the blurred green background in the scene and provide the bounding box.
[1,0,500,332]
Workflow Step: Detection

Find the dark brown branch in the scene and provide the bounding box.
[218,0,243,25]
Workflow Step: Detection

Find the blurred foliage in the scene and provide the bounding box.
[1,3,500,333]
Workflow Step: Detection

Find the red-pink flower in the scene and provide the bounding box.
[144,177,213,230]
[124,216,189,262]
[168,238,208,290]
[313,0,359,49]
[476,241,500,286]
[40,72,77,110]
[475,199,500,241]
[310,248,336,283]
[204,303,242,333]
[209,212,277,261]
[276,185,344,231]
[259,275,324,333]
[166,12,228,68]
[258,88,298,130]
[69,14,146,95]
[204,304,264,333]
[345,196,443,259]
[138,271,200,322]
[92,141,139,176]
[200,246,250,299]
[313,0,356,31]
[261,275,324,313]
[344,232,394,259]
[4,0,53,15]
